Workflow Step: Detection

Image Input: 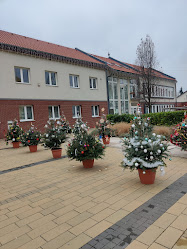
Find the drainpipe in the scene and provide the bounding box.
[105,69,110,115]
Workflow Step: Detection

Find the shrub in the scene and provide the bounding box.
[153,126,172,139]
[107,111,185,126]
[111,122,131,136]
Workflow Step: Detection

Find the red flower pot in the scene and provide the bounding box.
[102,136,110,145]
[12,142,20,148]
[51,148,62,158]
[82,159,94,168]
[29,145,37,152]
[138,168,156,184]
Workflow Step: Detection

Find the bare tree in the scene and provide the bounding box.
[136,35,159,113]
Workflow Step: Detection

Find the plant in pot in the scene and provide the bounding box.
[5,120,23,148]
[122,106,169,184]
[21,124,41,152]
[42,118,67,158]
[96,108,111,145]
[67,119,105,168]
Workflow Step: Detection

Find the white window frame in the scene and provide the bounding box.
[15,67,30,84]
[72,105,81,118]
[19,105,34,122]
[108,77,119,114]
[45,71,57,86]
[92,105,99,117]
[48,106,60,120]
[90,77,97,89]
[69,75,79,88]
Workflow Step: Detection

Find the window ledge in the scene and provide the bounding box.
[49,118,60,120]
[92,116,100,118]
[73,116,81,119]
[16,82,31,85]
[70,87,80,89]
[20,119,35,122]
[46,84,58,87]
[90,88,98,90]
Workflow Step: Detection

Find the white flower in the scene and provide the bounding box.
[12,138,15,141]
[138,122,141,125]
[157,135,161,138]
[135,148,138,152]
[152,133,156,136]
[160,144,163,147]
[57,121,60,124]
[141,145,143,149]
[132,124,135,128]
[150,156,153,160]
[46,134,49,137]
[144,149,147,153]
[150,152,153,155]
[128,145,132,149]
[148,139,152,143]
[135,163,139,167]
[157,149,161,154]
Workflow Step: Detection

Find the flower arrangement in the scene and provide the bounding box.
[21,124,41,146]
[42,118,66,150]
[95,108,111,143]
[170,114,187,151]
[67,118,105,167]
[122,105,169,183]
[5,120,23,144]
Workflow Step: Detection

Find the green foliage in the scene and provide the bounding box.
[72,118,88,136]
[6,120,23,143]
[122,113,169,171]
[96,108,111,138]
[107,111,185,126]
[21,125,41,146]
[67,134,105,161]
[107,113,134,124]
[42,119,66,149]
[170,116,187,151]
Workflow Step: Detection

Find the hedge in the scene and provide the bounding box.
[107,111,185,126]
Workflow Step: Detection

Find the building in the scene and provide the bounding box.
[0,30,177,138]
[177,91,187,109]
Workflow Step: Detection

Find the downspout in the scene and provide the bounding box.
[105,69,110,114]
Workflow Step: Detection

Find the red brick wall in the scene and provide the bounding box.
[0,99,108,138]
[176,102,187,107]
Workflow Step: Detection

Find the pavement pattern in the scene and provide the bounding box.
[0,138,187,249]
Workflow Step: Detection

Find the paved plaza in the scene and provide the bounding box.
[0,138,186,249]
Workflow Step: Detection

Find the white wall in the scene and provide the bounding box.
[177,92,187,102]
[0,52,107,101]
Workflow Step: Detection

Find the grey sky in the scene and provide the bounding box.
[0,0,186,91]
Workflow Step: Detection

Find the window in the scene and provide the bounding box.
[15,67,29,83]
[90,78,97,89]
[92,106,99,117]
[45,71,57,86]
[108,77,119,114]
[72,105,81,118]
[69,75,79,88]
[19,106,34,121]
[48,106,60,119]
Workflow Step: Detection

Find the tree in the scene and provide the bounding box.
[179,87,184,96]
[136,35,159,113]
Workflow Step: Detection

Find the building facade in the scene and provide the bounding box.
[177,91,187,108]
[0,30,177,138]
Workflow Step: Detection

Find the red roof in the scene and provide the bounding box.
[0,30,102,64]
[0,30,176,81]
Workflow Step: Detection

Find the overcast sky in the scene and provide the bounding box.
[0,0,186,91]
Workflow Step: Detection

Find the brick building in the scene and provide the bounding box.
[0,30,177,138]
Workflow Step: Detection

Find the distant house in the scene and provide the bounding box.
[177,91,187,108]
[0,30,177,138]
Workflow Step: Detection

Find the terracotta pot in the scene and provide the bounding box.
[51,148,62,158]
[82,159,94,168]
[102,136,110,145]
[29,145,37,152]
[138,168,156,184]
[12,142,20,148]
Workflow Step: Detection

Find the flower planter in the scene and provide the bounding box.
[51,148,62,158]
[102,136,110,145]
[138,168,156,184]
[29,145,37,152]
[12,142,20,148]
[82,159,94,168]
